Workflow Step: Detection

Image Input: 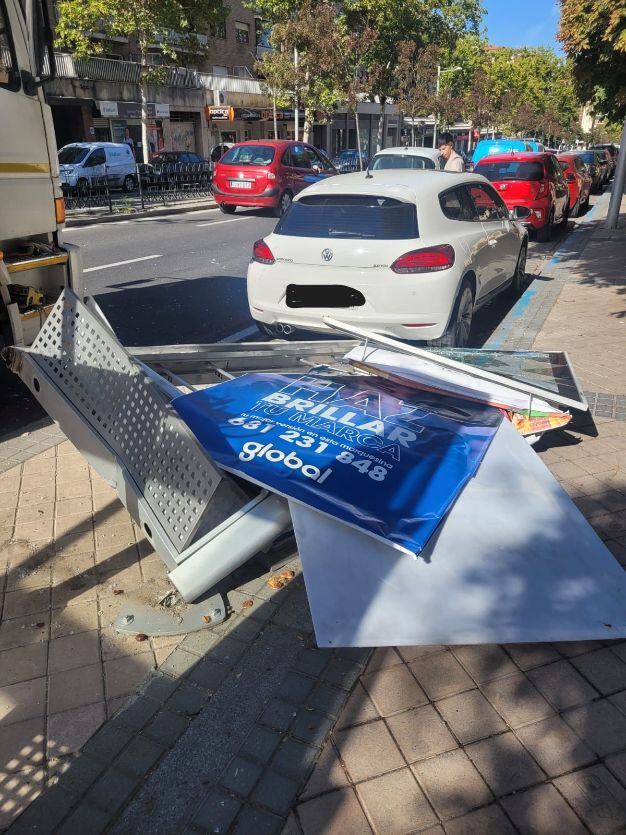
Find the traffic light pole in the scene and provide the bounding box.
[606,116,626,230]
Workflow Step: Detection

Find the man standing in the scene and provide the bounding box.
[438,132,464,172]
[123,127,136,159]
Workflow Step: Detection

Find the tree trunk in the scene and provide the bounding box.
[140,78,149,164]
[411,115,415,146]
[355,106,363,169]
[375,97,386,152]
[303,106,314,144]
[273,95,278,140]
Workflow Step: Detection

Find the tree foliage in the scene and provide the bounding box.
[559,0,626,121]
[55,0,228,160]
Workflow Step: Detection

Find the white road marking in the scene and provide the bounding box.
[218,325,261,343]
[84,255,163,273]
[196,217,257,228]
[66,206,219,231]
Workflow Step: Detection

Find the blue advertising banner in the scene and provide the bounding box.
[173,372,502,556]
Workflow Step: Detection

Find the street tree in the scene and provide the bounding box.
[394,43,439,146]
[255,49,294,139]
[55,0,227,163]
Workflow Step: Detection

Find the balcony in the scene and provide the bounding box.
[52,52,262,94]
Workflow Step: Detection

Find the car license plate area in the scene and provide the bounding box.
[286,284,365,309]
[229,180,253,189]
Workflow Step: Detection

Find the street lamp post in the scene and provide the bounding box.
[432,64,462,148]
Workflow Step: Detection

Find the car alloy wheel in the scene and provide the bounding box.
[510,244,527,294]
[123,175,135,193]
[453,285,474,347]
[276,191,293,217]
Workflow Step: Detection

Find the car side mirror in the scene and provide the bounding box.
[565,173,575,183]
[510,206,531,221]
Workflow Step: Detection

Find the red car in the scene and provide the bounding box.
[212,140,338,217]
[556,153,592,217]
[474,152,570,242]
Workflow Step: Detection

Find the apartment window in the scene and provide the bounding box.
[235,22,250,44]
[210,21,226,39]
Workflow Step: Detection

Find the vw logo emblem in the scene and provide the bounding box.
[321,248,333,262]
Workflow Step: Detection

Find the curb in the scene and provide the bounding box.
[65,199,218,228]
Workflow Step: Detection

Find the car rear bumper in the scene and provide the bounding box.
[212,184,279,207]
[503,197,553,230]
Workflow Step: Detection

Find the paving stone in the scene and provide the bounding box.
[443,803,518,835]
[336,681,380,729]
[0,677,47,724]
[0,614,49,652]
[0,717,45,771]
[157,646,200,679]
[451,645,518,683]
[48,663,104,713]
[103,652,155,701]
[241,725,283,764]
[164,680,209,717]
[57,801,112,834]
[209,636,248,666]
[220,756,263,797]
[51,754,105,795]
[335,719,404,782]
[412,748,493,819]
[515,714,595,777]
[504,643,561,670]
[606,750,626,785]
[481,672,554,728]
[293,648,330,678]
[50,600,98,638]
[466,731,545,796]
[253,770,300,816]
[281,811,303,835]
[232,804,284,835]
[297,787,373,835]
[356,767,437,833]
[277,672,316,705]
[386,703,457,763]
[48,630,100,674]
[501,782,587,834]
[114,734,164,778]
[300,742,349,799]
[192,787,242,832]
[8,784,77,834]
[571,647,626,694]
[409,651,475,701]
[140,672,179,704]
[291,709,334,748]
[435,690,507,744]
[305,682,348,719]
[48,702,107,757]
[112,695,160,731]
[553,640,604,657]
[0,643,47,687]
[364,647,403,673]
[86,766,137,814]
[144,709,189,748]
[81,722,134,764]
[527,659,599,710]
[395,645,446,663]
[555,764,626,835]
[563,698,626,756]
[361,664,428,716]
[322,657,362,691]
[187,657,230,692]
[259,699,297,732]
[2,587,50,620]
[271,738,319,781]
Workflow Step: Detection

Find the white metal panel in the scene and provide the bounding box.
[293,418,626,647]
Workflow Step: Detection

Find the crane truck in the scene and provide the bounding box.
[0,0,82,349]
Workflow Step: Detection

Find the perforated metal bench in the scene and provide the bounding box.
[3,289,291,602]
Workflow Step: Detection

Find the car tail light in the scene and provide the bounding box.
[391,245,455,274]
[267,171,276,181]
[252,239,275,265]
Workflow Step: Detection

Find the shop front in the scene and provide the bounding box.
[95,101,172,158]
[206,106,305,147]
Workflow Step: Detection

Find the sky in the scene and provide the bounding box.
[482,0,563,52]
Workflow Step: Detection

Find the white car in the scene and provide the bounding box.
[247,170,528,347]
[369,146,442,170]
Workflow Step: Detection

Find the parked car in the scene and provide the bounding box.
[472,138,535,165]
[369,146,441,170]
[139,151,212,189]
[212,140,338,217]
[572,150,605,193]
[590,143,618,170]
[332,149,369,172]
[247,170,528,347]
[474,152,569,242]
[58,142,137,193]
[556,153,592,216]
[596,148,615,179]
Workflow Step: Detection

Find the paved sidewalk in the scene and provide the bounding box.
[0,193,625,833]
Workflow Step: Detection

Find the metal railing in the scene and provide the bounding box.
[61,162,214,213]
[52,52,262,93]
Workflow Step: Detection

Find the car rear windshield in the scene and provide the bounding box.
[579,152,596,164]
[59,146,90,164]
[370,154,437,170]
[477,161,545,181]
[275,195,418,240]
[219,145,275,166]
